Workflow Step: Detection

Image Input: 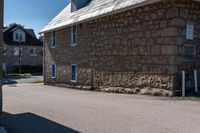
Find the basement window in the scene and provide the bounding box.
[71,25,77,46]
[71,64,77,82]
[51,31,56,48]
[52,64,56,79]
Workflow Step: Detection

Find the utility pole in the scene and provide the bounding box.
[18,34,22,74]
[0,0,4,113]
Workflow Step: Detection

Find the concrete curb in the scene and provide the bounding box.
[0,127,7,133]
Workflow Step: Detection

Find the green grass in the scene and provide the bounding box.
[6,73,32,77]
[32,80,44,84]
[179,96,200,100]
[6,72,43,77]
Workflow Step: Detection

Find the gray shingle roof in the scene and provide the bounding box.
[41,0,200,33]
[41,0,161,33]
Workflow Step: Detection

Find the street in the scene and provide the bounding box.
[1,84,200,133]
[3,76,43,85]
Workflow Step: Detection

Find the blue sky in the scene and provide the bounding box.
[4,0,70,37]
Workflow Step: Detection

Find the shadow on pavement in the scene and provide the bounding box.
[2,79,17,85]
[0,112,80,133]
[3,76,31,85]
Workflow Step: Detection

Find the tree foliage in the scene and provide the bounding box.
[7,23,25,28]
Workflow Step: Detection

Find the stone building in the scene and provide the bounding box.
[0,0,3,112]
[41,0,200,96]
[3,25,43,74]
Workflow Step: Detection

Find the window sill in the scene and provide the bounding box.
[71,80,77,83]
[71,43,77,47]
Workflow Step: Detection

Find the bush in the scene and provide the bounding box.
[13,65,43,73]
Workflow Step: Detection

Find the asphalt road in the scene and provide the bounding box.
[3,76,43,85]
[1,84,200,133]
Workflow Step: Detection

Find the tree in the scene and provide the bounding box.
[6,23,25,28]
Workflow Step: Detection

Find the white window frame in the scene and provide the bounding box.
[51,64,56,79]
[71,25,77,46]
[13,29,26,42]
[71,64,77,82]
[51,31,56,48]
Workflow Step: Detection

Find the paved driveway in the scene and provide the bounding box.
[3,76,43,85]
[1,84,200,133]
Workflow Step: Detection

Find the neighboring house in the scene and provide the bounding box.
[41,0,200,96]
[0,0,3,112]
[3,25,43,74]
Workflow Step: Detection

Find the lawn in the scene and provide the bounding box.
[179,96,200,100]
[32,80,44,84]
[6,72,43,77]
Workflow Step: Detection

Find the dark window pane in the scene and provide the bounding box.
[71,65,76,81]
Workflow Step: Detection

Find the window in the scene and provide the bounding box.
[30,49,34,54]
[14,32,24,42]
[71,64,77,82]
[51,31,56,48]
[52,64,56,79]
[30,48,37,56]
[71,25,77,46]
[14,47,19,56]
[16,33,19,40]
[186,21,194,40]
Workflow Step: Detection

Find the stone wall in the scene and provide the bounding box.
[3,45,43,73]
[0,0,3,112]
[172,0,200,91]
[44,0,200,96]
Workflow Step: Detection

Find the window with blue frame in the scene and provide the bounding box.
[71,64,76,82]
[51,31,56,48]
[71,25,77,46]
[52,64,56,79]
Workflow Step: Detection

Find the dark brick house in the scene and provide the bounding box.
[3,25,43,74]
[0,0,3,112]
[41,0,200,96]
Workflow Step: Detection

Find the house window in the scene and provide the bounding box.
[51,31,56,48]
[186,21,194,40]
[14,47,20,56]
[15,33,23,42]
[16,33,19,40]
[71,25,77,46]
[30,48,37,56]
[71,64,77,82]
[52,64,56,79]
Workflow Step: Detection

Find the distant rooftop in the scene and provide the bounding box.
[4,25,43,46]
